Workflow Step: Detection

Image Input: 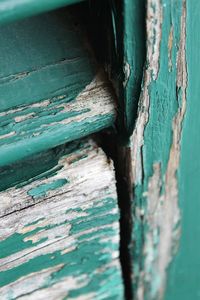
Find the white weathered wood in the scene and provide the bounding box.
[0,138,123,299]
[0,69,116,167]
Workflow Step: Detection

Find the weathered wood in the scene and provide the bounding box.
[0,0,86,25]
[111,0,146,137]
[164,1,200,299]
[0,138,124,299]
[0,10,116,167]
[130,0,191,299]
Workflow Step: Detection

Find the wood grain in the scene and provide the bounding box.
[130,1,188,299]
[0,138,123,299]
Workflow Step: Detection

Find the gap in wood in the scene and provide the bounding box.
[94,130,133,300]
[71,2,136,297]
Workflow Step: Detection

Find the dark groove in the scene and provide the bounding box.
[95,130,133,300]
[0,189,71,219]
[115,144,133,300]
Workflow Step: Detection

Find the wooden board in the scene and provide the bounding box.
[0,138,124,299]
[129,0,199,299]
[0,0,86,25]
[0,9,116,167]
[164,1,200,299]
[112,0,146,138]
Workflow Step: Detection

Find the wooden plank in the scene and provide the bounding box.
[115,0,146,138]
[130,0,190,299]
[0,138,124,299]
[0,10,116,167]
[164,1,200,299]
[0,0,86,25]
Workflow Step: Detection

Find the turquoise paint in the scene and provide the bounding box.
[109,0,145,138]
[0,200,122,298]
[0,112,115,167]
[0,0,85,25]
[0,140,123,298]
[77,226,119,242]
[0,230,48,260]
[71,201,118,234]
[0,109,90,143]
[123,0,146,136]
[132,0,185,298]
[165,1,200,299]
[28,178,68,198]
[0,142,78,191]
[0,2,123,298]
[85,0,145,138]
[0,9,116,167]
[0,10,94,112]
[143,0,182,182]
[67,266,122,299]
[1,198,117,259]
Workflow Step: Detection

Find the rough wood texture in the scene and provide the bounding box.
[164,1,200,299]
[0,10,116,167]
[0,138,124,299]
[130,0,190,299]
[0,0,85,25]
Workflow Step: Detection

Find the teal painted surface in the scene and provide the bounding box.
[165,1,200,299]
[0,110,114,167]
[28,179,68,198]
[84,0,145,139]
[122,0,145,137]
[0,9,115,167]
[130,0,188,299]
[0,138,124,299]
[0,140,78,192]
[0,10,93,111]
[0,0,85,25]
[110,0,145,139]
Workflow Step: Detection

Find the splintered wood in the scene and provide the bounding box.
[0,138,123,299]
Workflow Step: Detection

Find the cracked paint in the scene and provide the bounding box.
[131,1,187,299]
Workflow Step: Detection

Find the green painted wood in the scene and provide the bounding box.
[0,9,116,167]
[116,0,146,138]
[164,1,200,299]
[0,138,124,299]
[81,0,145,139]
[104,0,145,139]
[0,0,85,25]
[129,0,191,299]
[0,10,94,112]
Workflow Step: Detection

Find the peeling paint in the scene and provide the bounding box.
[0,68,116,167]
[14,113,35,123]
[147,0,162,80]
[168,26,173,71]
[123,61,131,88]
[131,0,163,185]
[0,9,117,167]
[131,1,187,299]
[0,131,16,140]
[0,138,123,299]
